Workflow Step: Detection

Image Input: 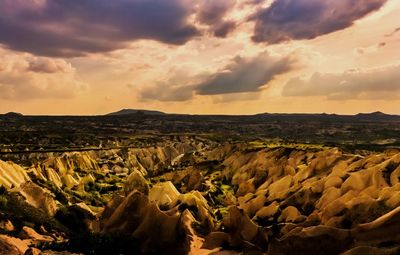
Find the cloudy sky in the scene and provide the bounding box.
[0,0,399,115]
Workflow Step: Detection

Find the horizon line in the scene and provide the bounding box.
[1,110,400,117]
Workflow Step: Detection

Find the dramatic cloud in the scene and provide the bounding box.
[0,0,199,57]
[252,0,387,43]
[282,65,400,100]
[197,0,237,37]
[2,0,387,57]
[197,0,236,24]
[0,50,85,100]
[213,21,237,38]
[139,52,294,101]
[196,53,293,95]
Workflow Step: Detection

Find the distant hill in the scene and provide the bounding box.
[257,111,399,117]
[1,112,23,117]
[355,111,394,117]
[106,109,166,116]
[253,111,400,121]
[356,111,386,116]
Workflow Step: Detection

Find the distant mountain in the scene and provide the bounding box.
[355,111,399,120]
[1,112,23,117]
[106,109,166,116]
[356,111,389,117]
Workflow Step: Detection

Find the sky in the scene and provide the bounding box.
[0,0,399,115]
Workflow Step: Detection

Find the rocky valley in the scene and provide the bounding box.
[0,113,399,254]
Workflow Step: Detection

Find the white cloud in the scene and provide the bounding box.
[0,48,86,100]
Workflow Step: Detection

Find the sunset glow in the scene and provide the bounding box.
[0,0,399,115]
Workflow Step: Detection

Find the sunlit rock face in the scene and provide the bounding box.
[96,190,195,255]
[0,138,399,254]
[0,160,30,188]
[17,182,58,216]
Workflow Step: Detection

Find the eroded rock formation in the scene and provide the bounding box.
[0,139,399,254]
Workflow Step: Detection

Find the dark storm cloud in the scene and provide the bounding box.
[139,52,294,101]
[213,21,237,38]
[196,53,293,95]
[197,0,236,24]
[197,0,237,37]
[252,0,387,43]
[0,0,199,57]
[282,65,400,100]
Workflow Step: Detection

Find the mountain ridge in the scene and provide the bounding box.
[106,109,166,116]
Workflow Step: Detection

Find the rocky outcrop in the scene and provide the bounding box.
[149,181,180,206]
[0,235,29,255]
[19,226,54,243]
[97,190,190,255]
[17,182,58,216]
[0,160,30,189]
[207,147,400,254]
[123,169,149,195]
